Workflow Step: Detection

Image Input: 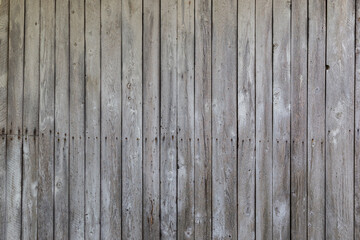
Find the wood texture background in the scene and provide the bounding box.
[0,0,358,239]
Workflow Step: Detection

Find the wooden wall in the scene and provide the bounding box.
[0,0,358,239]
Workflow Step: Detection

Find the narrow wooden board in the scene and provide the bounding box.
[85,0,101,238]
[0,137,6,238]
[177,0,195,239]
[70,0,85,238]
[160,0,178,238]
[22,136,38,239]
[356,0,360,238]
[326,0,355,238]
[273,0,291,239]
[194,0,212,238]
[7,0,24,136]
[0,0,8,134]
[100,0,122,238]
[5,136,22,239]
[212,0,237,238]
[255,0,273,238]
[291,0,308,238]
[143,0,160,238]
[237,0,255,238]
[54,0,69,237]
[308,0,326,239]
[22,0,40,237]
[38,0,55,238]
[122,0,143,238]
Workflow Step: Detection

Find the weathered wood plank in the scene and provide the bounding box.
[194,0,212,238]
[308,0,326,239]
[237,0,255,238]
[121,0,142,239]
[38,0,55,238]
[100,0,122,238]
[5,136,22,239]
[143,0,160,238]
[54,0,69,238]
[212,0,237,238]
[22,136,38,240]
[326,0,355,239]
[22,0,40,238]
[255,0,273,238]
[356,0,360,238]
[0,0,8,238]
[160,0,177,238]
[291,0,308,238]
[70,0,85,238]
[7,0,24,136]
[0,0,8,134]
[0,137,5,238]
[85,0,101,238]
[272,0,291,239]
[23,0,39,136]
[177,0,195,239]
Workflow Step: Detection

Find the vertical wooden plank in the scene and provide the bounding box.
[0,0,8,134]
[22,136,38,240]
[308,0,326,239]
[0,137,6,238]
[7,0,24,136]
[212,0,237,239]
[54,0,69,238]
[38,0,55,238]
[356,0,360,238]
[255,0,273,238]
[23,0,40,238]
[122,0,142,238]
[70,0,85,238]
[272,0,291,239]
[160,0,177,238]
[291,0,308,238]
[326,0,355,239]
[177,0,195,239]
[85,0,101,238]
[6,0,24,238]
[100,0,122,238]
[0,0,8,238]
[143,0,160,238]
[5,136,22,239]
[237,0,255,238]
[194,0,212,238]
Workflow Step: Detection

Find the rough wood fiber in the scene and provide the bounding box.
[237,0,255,238]
[5,136,22,239]
[122,0,143,239]
[326,0,355,239]
[38,0,55,238]
[54,0,69,238]
[0,0,7,134]
[308,0,326,239]
[356,0,360,238]
[70,0,85,238]
[255,0,273,238]
[100,0,122,238]
[143,0,160,238]
[22,136,38,240]
[212,0,237,239]
[194,0,212,238]
[160,0,177,238]
[85,0,101,238]
[291,0,308,238]
[177,0,195,239]
[272,0,291,239]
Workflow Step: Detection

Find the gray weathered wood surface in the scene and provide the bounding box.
[0,0,359,239]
